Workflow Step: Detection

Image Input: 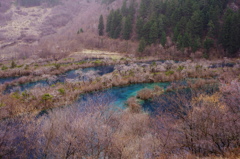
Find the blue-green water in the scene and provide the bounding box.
[5,65,114,93]
[0,77,20,85]
[4,80,49,94]
[77,82,170,109]
[57,65,114,83]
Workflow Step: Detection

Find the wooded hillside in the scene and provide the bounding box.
[102,0,240,57]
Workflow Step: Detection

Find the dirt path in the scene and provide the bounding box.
[69,49,125,59]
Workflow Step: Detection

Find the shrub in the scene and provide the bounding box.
[137,88,153,100]
[11,61,17,68]
[195,65,202,70]
[41,94,53,102]
[1,65,8,70]
[203,38,214,53]
[165,70,174,76]
[126,97,141,113]
[54,63,61,69]
[177,66,184,71]
[151,61,156,67]
[12,92,21,99]
[92,60,103,65]
[0,102,5,108]
[58,88,65,95]
[153,85,164,96]
[76,61,86,65]
[24,65,29,70]
[21,91,30,98]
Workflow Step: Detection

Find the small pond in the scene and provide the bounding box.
[5,65,114,93]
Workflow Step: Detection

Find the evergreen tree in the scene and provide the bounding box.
[173,26,180,42]
[136,17,144,39]
[106,10,114,33]
[123,16,132,40]
[139,0,150,18]
[220,9,233,54]
[107,10,122,39]
[98,15,104,36]
[177,34,183,49]
[182,32,191,48]
[157,16,165,37]
[160,31,166,47]
[121,0,128,16]
[11,61,17,68]
[204,38,214,53]
[188,10,204,36]
[105,0,238,57]
[207,20,215,38]
[190,36,200,52]
[149,21,158,44]
[112,10,122,39]
[142,21,152,44]
[227,12,240,55]
[128,0,136,19]
[138,38,146,52]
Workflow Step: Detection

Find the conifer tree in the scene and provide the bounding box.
[121,0,128,16]
[149,21,158,44]
[123,16,132,40]
[138,38,146,52]
[136,17,144,39]
[160,31,166,47]
[98,15,104,36]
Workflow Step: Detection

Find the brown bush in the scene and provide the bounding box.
[137,88,153,100]
[126,97,142,113]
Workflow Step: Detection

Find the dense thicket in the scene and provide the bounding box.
[101,0,240,56]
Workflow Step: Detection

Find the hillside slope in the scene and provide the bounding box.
[0,0,120,60]
[104,0,240,57]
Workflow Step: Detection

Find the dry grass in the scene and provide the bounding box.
[0,58,239,119]
[137,88,154,100]
[69,49,125,60]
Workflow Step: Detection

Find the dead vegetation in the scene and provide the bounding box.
[0,58,239,119]
[0,79,239,158]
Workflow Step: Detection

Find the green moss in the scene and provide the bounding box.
[96,77,101,82]
[177,66,185,71]
[16,65,23,68]
[21,91,30,98]
[1,65,8,70]
[24,65,29,70]
[76,61,87,65]
[92,60,103,64]
[41,94,53,101]
[151,62,156,66]
[0,102,5,108]
[11,61,17,68]
[129,70,135,76]
[195,65,202,70]
[54,63,61,69]
[152,72,161,75]
[58,88,65,95]
[12,92,21,99]
[165,70,174,76]
[120,57,127,61]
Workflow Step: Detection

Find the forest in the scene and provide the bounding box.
[102,0,240,57]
